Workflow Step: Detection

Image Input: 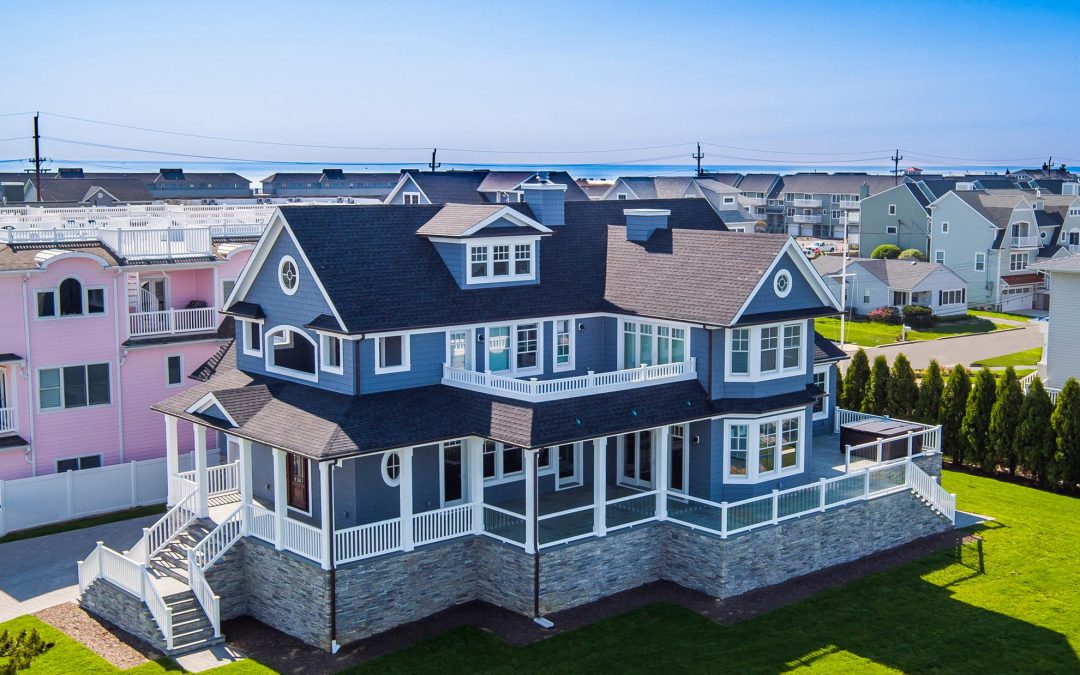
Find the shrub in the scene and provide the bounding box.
[898,248,928,261]
[963,368,997,471]
[914,360,945,425]
[842,349,870,409]
[989,367,1023,476]
[868,306,902,324]
[870,244,901,259]
[1018,376,1055,487]
[861,355,891,415]
[901,304,935,328]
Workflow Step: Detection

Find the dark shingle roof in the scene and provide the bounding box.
[415,204,508,237]
[31,178,152,203]
[404,170,588,204]
[813,332,847,363]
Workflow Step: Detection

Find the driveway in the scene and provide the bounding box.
[0,514,160,622]
[841,324,1044,370]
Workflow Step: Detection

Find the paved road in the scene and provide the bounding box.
[0,514,159,622]
[840,324,1044,370]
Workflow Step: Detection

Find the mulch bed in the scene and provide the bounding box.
[34,602,161,670]
[225,528,977,674]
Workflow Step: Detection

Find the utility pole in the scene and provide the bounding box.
[891,149,903,185]
[429,148,441,173]
[692,142,705,177]
[33,112,43,202]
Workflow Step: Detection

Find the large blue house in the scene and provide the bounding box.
[77,176,955,654]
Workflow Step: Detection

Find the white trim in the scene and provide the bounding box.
[974,252,986,272]
[36,362,113,413]
[187,392,241,428]
[285,452,313,517]
[616,429,655,489]
[722,409,806,484]
[773,269,793,298]
[165,354,184,388]
[552,317,575,372]
[34,275,108,320]
[54,452,104,473]
[264,325,319,383]
[724,320,806,381]
[812,365,830,421]
[483,321,545,377]
[551,441,583,490]
[445,328,473,371]
[383,173,431,205]
[381,450,402,487]
[34,250,112,270]
[241,319,263,357]
[465,237,540,285]
[402,191,422,205]
[667,423,690,496]
[456,206,551,237]
[439,439,468,507]
[319,334,344,375]
[480,440,555,486]
[599,178,640,201]
[729,238,841,325]
[934,250,945,264]
[616,318,691,370]
[278,255,299,296]
[374,334,411,374]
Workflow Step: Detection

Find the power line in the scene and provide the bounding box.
[0,112,35,119]
[701,141,895,156]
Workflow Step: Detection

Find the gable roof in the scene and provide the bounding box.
[29,177,153,203]
[395,170,588,204]
[778,173,898,195]
[813,256,960,291]
[415,204,549,238]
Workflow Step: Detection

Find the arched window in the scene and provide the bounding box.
[265,326,317,379]
[59,278,83,316]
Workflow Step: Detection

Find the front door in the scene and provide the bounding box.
[619,431,654,488]
[669,425,687,496]
[442,441,465,506]
[286,452,309,512]
[555,443,580,489]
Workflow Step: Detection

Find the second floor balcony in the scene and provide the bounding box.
[1011,235,1040,249]
[837,200,860,209]
[0,406,14,434]
[792,214,823,224]
[741,196,767,206]
[128,306,218,338]
[442,358,697,402]
[3,227,214,260]
[793,198,822,207]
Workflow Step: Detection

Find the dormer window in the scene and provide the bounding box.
[466,240,536,284]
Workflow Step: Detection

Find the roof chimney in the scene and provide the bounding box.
[624,208,670,241]
[521,175,566,226]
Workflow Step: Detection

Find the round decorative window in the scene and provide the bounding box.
[774,269,792,298]
[382,451,402,486]
[279,256,299,295]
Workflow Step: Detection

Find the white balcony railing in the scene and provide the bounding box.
[741,196,767,206]
[0,407,14,434]
[792,214,823,224]
[128,307,217,338]
[1011,235,1040,249]
[1070,244,1080,254]
[442,358,697,402]
[793,198,821,207]
[838,200,860,209]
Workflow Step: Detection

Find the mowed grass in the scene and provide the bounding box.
[969,309,1033,323]
[8,473,1079,674]
[815,315,999,347]
[972,347,1043,368]
[0,615,175,674]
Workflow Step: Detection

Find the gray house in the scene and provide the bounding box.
[778,173,898,239]
[600,176,759,229]
[1030,256,1080,392]
[812,256,969,317]
[260,169,400,199]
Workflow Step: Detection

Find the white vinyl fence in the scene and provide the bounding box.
[0,458,167,537]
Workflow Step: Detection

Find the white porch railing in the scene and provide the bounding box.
[844,424,941,472]
[335,517,402,564]
[794,198,822,207]
[907,462,956,521]
[792,214,823,224]
[281,517,323,562]
[413,504,473,546]
[834,408,884,432]
[1019,372,1060,403]
[206,461,239,497]
[128,490,198,564]
[98,228,214,259]
[481,504,527,547]
[442,358,696,402]
[247,503,276,543]
[838,200,860,209]
[190,504,243,570]
[0,407,14,434]
[1011,235,1040,249]
[128,307,217,338]
[186,551,221,639]
[77,543,175,651]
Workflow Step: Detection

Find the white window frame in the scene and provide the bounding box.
[166,354,184,388]
[550,442,582,490]
[974,252,986,272]
[484,322,544,376]
[888,204,897,216]
[938,288,966,306]
[934,250,945,264]
[812,366,830,421]
[375,334,411,374]
[862,288,871,304]
[480,440,554,486]
[403,192,421,205]
[56,453,104,473]
[285,452,313,516]
[616,193,628,200]
[445,328,473,371]
[34,277,108,320]
[278,255,299,296]
[886,225,898,235]
[940,221,949,234]
[37,363,112,412]
[264,325,319,383]
[220,277,237,308]
[553,318,575,372]
[773,269,793,298]
[1009,252,1029,272]
[617,318,689,370]
[668,423,690,496]
[722,410,805,483]
[320,334,344,375]
[242,319,264,357]
[725,321,806,381]
[381,450,402,487]
[722,196,736,205]
[465,237,539,285]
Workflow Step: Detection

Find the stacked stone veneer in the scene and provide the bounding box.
[80,579,168,652]
[86,456,953,651]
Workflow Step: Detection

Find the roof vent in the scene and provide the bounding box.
[624,208,670,242]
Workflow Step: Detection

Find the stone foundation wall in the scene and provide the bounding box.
[913,452,942,478]
[80,579,166,652]
[205,541,246,621]
[473,536,534,615]
[242,539,332,650]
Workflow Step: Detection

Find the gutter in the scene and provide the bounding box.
[113,270,125,463]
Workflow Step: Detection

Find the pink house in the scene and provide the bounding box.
[0,229,254,480]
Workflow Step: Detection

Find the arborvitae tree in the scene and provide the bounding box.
[887,353,918,419]
[988,367,1023,475]
[914,360,945,425]
[834,367,845,412]
[1017,376,1055,487]
[1050,378,1080,488]
[962,368,997,471]
[861,355,891,415]
[842,349,870,410]
[940,366,971,466]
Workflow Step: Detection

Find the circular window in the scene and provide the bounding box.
[382,451,401,486]
[279,256,299,295]
[774,269,792,298]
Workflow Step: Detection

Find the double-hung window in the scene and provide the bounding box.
[554,319,573,370]
[376,335,409,373]
[467,240,537,284]
[812,369,828,417]
[728,425,748,476]
[728,322,806,379]
[492,245,510,276]
[974,252,986,272]
[730,328,750,374]
[515,323,539,370]
[514,244,532,275]
[759,327,779,373]
[320,334,343,373]
[782,324,801,369]
[470,247,489,278]
[1009,252,1029,271]
[40,364,110,410]
[243,321,262,356]
[725,413,803,482]
[448,330,469,369]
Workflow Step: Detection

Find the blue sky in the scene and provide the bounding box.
[0,0,1077,169]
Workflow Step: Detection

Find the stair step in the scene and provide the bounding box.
[169,635,224,657]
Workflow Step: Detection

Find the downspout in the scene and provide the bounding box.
[328,461,339,653]
[21,274,35,475]
[706,328,714,399]
[113,270,125,463]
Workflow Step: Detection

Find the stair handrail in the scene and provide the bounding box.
[189,503,243,570]
[143,566,175,651]
[187,549,221,639]
[907,461,956,523]
[129,489,199,564]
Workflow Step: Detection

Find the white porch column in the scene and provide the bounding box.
[193,423,209,518]
[468,438,484,535]
[239,438,253,535]
[272,447,286,551]
[593,437,607,536]
[319,462,332,570]
[400,447,414,552]
[165,416,179,506]
[656,426,670,520]
[524,448,538,554]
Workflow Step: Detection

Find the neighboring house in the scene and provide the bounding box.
[927,186,1080,310]
[259,169,400,200]
[733,173,784,232]
[76,183,955,656]
[44,168,254,200]
[812,256,970,317]
[778,173,898,239]
[1030,256,1080,393]
[23,177,154,204]
[0,216,256,480]
[600,176,759,228]
[384,170,589,205]
[575,179,613,200]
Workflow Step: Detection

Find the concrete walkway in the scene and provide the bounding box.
[841,324,1044,370]
[0,513,160,623]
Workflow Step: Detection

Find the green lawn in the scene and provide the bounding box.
[972,347,1043,368]
[969,309,1033,323]
[8,472,1079,674]
[816,315,999,348]
[0,505,167,545]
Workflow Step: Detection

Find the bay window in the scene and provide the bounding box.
[760,327,778,373]
[724,412,804,482]
[726,322,806,379]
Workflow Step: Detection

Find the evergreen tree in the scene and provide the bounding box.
[1017,376,1055,487]
[1050,378,1080,488]
[887,353,918,419]
[940,366,971,466]
[914,360,945,425]
[861,355,891,415]
[988,367,1023,475]
[842,349,870,410]
[834,367,845,413]
[962,368,997,471]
